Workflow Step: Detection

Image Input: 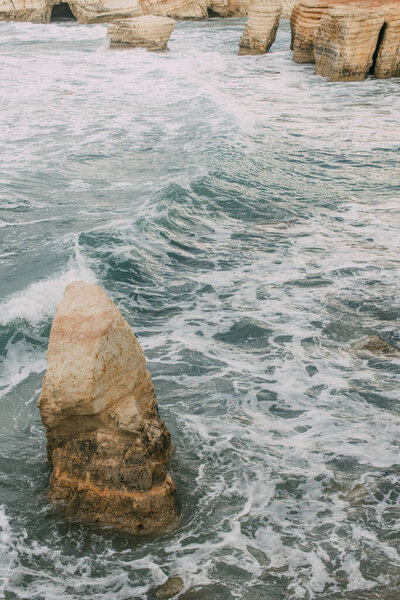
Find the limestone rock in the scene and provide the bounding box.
[291,0,331,63]
[239,1,282,55]
[206,0,249,18]
[352,335,400,358]
[0,0,143,24]
[0,0,295,22]
[291,0,400,71]
[373,7,400,78]
[0,0,206,23]
[108,14,176,50]
[38,281,177,534]
[280,0,296,19]
[314,6,386,81]
[207,0,294,18]
[155,577,185,599]
[141,0,206,19]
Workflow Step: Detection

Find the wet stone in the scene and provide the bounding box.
[155,577,184,599]
[352,335,400,358]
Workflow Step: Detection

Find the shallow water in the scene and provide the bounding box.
[0,17,400,600]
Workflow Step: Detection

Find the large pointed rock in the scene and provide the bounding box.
[239,1,282,55]
[38,281,177,534]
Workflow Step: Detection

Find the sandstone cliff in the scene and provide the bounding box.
[38,281,177,534]
[0,0,296,22]
[291,0,400,74]
[239,1,282,55]
[108,14,176,49]
[314,6,385,81]
[208,0,294,18]
[0,0,206,23]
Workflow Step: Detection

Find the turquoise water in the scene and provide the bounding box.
[0,17,399,600]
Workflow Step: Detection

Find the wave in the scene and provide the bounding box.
[0,236,97,326]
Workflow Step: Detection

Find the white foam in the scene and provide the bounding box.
[0,237,96,326]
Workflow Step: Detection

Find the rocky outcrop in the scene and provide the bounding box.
[373,7,400,78]
[0,0,295,22]
[291,0,400,75]
[38,281,177,534]
[239,1,282,55]
[0,0,206,24]
[141,0,206,19]
[0,0,141,23]
[108,14,176,49]
[291,0,330,63]
[207,0,294,18]
[314,6,385,80]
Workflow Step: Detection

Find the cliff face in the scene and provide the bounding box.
[0,0,296,22]
[314,7,385,81]
[38,281,177,534]
[239,1,282,55]
[108,14,176,50]
[0,0,206,23]
[291,0,400,80]
[373,8,400,78]
[291,1,330,63]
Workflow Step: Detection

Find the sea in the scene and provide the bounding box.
[0,16,399,600]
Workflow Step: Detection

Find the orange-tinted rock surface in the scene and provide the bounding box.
[239,1,282,55]
[291,0,400,80]
[314,6,385,80]
[108,14,176,50]
[38,281,177,534]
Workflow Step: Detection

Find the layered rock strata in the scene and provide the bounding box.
[0,0,296,22]
[108,14,176,50]
[291,0,400,74]
[140,0,206,19]
[207,0,294,18]
[291,0,330,62]
[314,6,385,80]
[373,7,400,78]
[239,1,282,55]
[38,281,177,534]
[0,0,206,24]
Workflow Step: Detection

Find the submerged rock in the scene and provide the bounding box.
[38,281,177,534]
[108,15,176,50]
[352,335,400,358]
[155,577,184,599]
[0,0,141,23]
[239,1,282,55]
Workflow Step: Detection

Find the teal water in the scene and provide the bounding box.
[0,17,400,600]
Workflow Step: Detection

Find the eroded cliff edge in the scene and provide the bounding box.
[38,281,177,534]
